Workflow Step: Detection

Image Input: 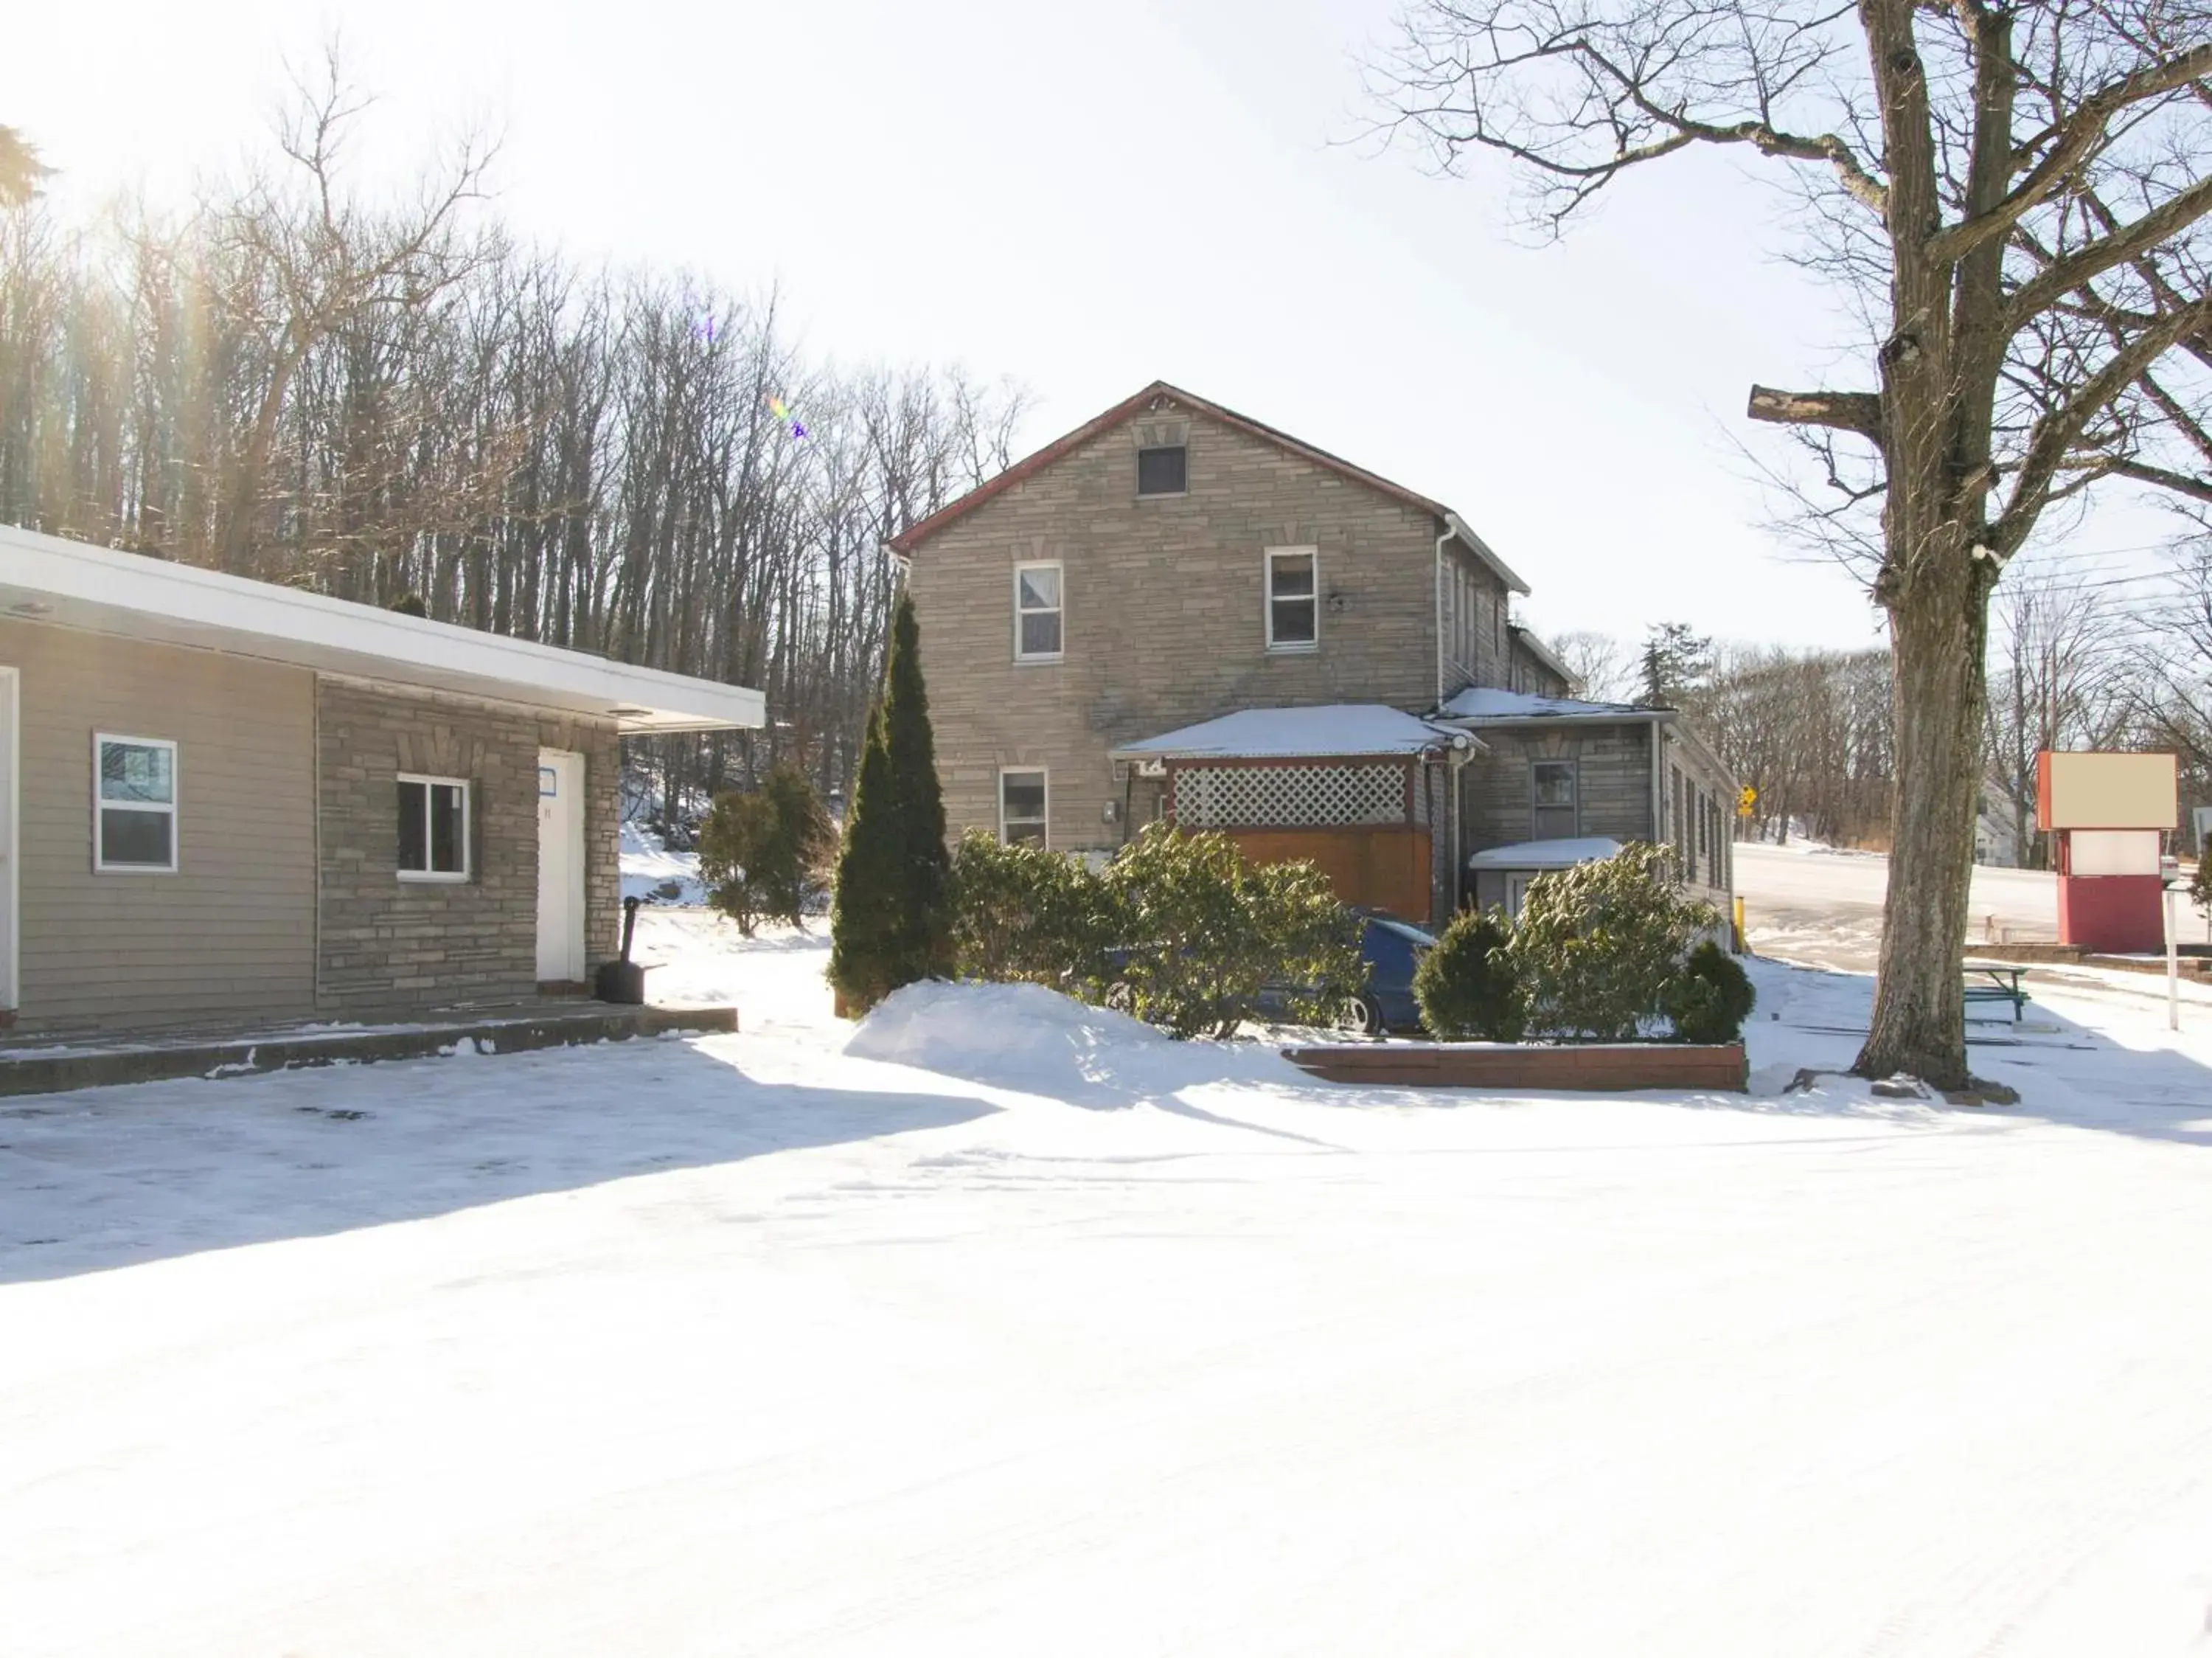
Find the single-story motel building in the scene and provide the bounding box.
[0,523,762,1038]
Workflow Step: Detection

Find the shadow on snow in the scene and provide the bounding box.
[0,1036,997,1285]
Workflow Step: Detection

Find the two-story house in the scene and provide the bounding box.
[894,381,1733,928]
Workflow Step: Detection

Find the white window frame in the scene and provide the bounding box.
[998,766,1050,847]
[92,732,179,874]
[1265,547,1320,653]
[1012,560,1065,663]
[397,772,473,883]
[1531,757,1580,839]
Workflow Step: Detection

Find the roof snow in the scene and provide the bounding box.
[1465,836,1624,870]
[1439,687,1654,722]
[1113,704,1475,760]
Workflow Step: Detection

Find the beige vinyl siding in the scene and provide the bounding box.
[1,619,316,1032]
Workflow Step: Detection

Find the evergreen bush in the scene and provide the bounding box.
[1100,825,1361,1038]
[1413,907,1525,1040]
[1508,843,1719,1040]
[829,594,952,1012]
[948,830,1120,992]
[1659,939,1757,1044]
[696,761,832,935]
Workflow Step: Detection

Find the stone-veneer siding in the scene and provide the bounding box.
[905,403,1450,859]
[1461,720,1735,912]
[315,678,620,1010]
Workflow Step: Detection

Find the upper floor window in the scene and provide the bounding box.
[94,733,178,873]
[398,774,470,881]
[1266,548,1318,651]
[1532,759,1578,840]
[1014,561,1063,660]
[1136,445,1186,496]
[1000,769,1048,846]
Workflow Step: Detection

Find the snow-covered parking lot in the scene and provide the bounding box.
[7,912,2212,1656]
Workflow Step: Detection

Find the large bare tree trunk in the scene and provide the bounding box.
[1859,578,1991,1087]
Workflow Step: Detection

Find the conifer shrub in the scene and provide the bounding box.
[696,761,832,936]
[829,594,951,1013]
[1413,907,1525,1040]
[1659,938,1757,1044]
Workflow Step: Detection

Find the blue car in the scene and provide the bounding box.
[1253,911,1437,1036]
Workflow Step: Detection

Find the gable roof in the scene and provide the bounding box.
[886,379,1530,594]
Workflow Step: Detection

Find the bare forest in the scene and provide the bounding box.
[0,83,1023,822]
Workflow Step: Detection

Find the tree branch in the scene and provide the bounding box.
[1747,385,1885,440]
[1994,293,2212,549]
[2008,170,2212,322]
[1930,42,2212,265]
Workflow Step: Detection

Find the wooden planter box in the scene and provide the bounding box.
[1281,1041,1747,1093]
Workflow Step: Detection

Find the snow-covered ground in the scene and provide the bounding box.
[619,819,706,906]
[1740,840,2065,971]
[7,912,2212,1655]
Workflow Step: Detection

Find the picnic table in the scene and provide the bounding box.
[1961,960,2031,1023]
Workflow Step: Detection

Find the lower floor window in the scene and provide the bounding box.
[397,774,470,879]
[95,733,178,872]
[1000,769,1048,845]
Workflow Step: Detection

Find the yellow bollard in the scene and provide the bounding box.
[1732,895,1747,954]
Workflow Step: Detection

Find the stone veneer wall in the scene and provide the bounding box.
[315,678,620,1011]
[904,402,1451,861]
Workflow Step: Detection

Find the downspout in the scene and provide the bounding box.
[1433,519,1453,707]
[1450,738,1467,914]
[1648,712,1665,847]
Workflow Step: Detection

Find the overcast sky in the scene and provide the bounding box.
[7,0,2185,650]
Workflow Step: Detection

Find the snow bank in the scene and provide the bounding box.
[844,980,1299,1105]
[620,820,706,906]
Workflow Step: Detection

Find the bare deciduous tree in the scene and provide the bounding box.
[1982,568,2133,867]
[1545,627,1639,700]
[1687,645,1895,847]
[1370,0,2212,1086]
[0,80,1023,817]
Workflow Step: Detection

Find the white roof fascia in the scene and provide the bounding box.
[1445,511,1531,597]
[0,524,765,735]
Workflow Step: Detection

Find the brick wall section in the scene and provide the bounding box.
[905,405,1446,859]
[315,679,619,1012]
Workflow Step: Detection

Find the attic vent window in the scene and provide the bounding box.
[1136,444,1186,496]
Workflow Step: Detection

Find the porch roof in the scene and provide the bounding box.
[1439,686,1658,724]
[1466,836,1624,871]
[1112,704,1477,763]
[0,524,765,735]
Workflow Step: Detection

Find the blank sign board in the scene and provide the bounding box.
[2037,751,2178,831]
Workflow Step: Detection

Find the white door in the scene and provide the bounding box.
[535,748,586,983]
[0,668,15,1012]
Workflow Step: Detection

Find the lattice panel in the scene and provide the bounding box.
[1173,763,1408,829]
